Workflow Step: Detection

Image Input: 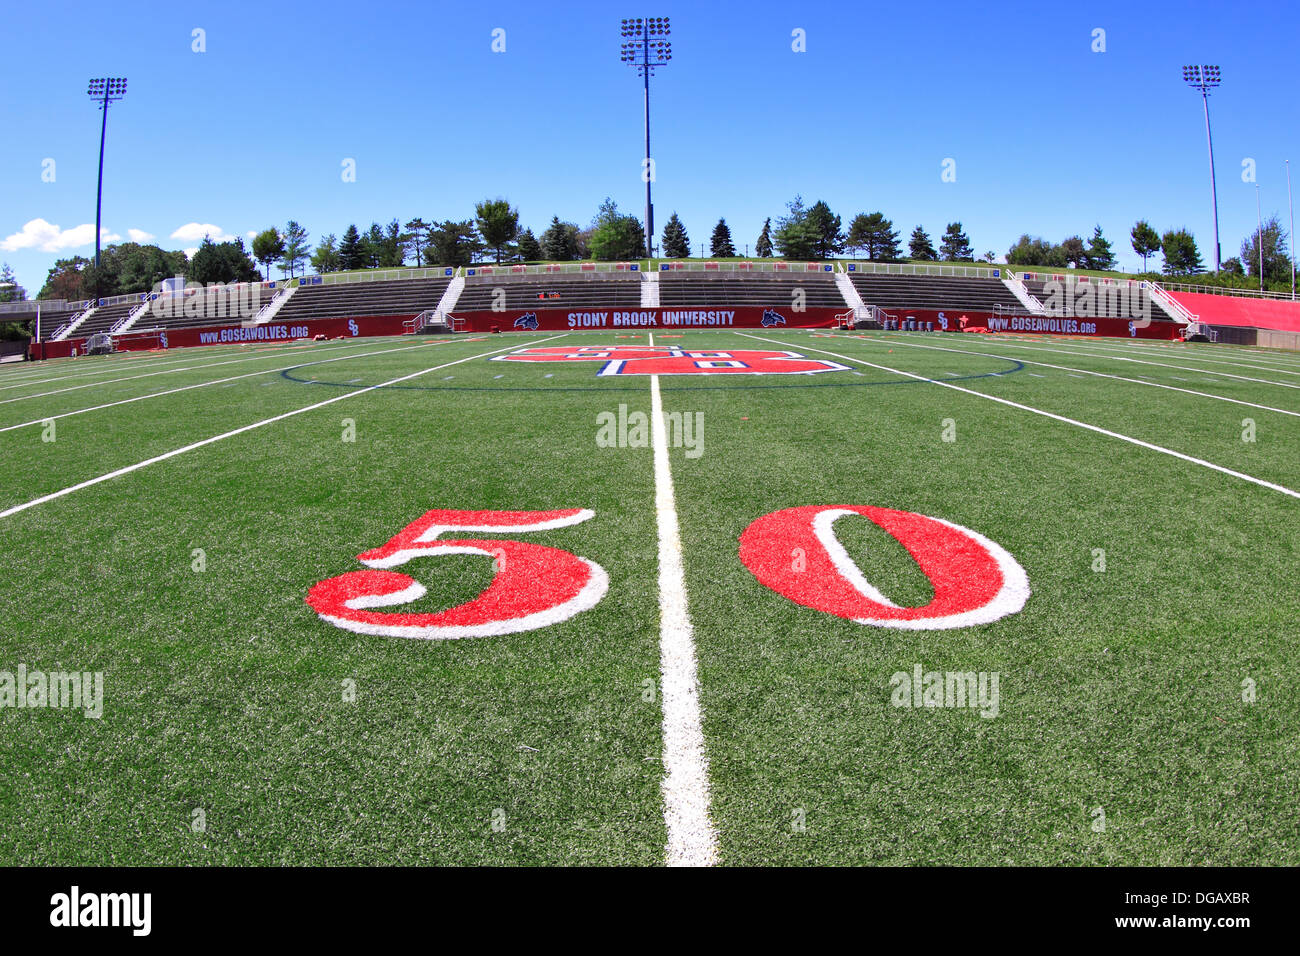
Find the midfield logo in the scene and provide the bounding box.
[494,345,850,375]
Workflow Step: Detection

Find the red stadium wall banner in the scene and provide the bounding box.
[880,309,1184,340]
[453,306,842,332]
[28,304,1186,360]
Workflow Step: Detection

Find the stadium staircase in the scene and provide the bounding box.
[110,297,156,336]
[251,284,296,324]
[53,304,97,340]
[641,271,660,308]
[1001,272,1046,313]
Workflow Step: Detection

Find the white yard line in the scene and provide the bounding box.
[0,341,317,390]
[1033,336,1300,375]
[855,336,1300,418]
[894,336,1300,391]
[0,335,568,520]
[0,340,443,434]
[0,340,392,406]
[736,332,1300,501]
[646,332,718,867]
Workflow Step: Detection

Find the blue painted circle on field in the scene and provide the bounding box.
[280,355,1024,393]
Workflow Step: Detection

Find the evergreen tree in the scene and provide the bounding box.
[774,196,817,260]
[908,225,937,261]
[805,200,843,258]
[709,218,736,258]
[540,216,579,261]
[363,223,386,268]
[516,228,541,262]
[338,225,366,271]
[278,221,310,278]
[755,218,774,258]
[403,218,430,267]
[310,234,341,274]
[428,220,482,267]
[1084,225,1116,271]
[939,222,973,261]
[662,212,690,258]
[846,212,901,260]
[1241,214,1292,284]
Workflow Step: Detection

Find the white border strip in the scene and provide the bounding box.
[0,334,568,520]
[648,333,718,866]
[863,336,1300,418]
[735,331,1300,501]
[0,339,443,434]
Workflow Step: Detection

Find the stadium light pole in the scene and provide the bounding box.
[1288,159,1296,299]
[621,17,671,259]
[87,77,127,275]
[1256,183,1264,292]
[1182,65,1222,273]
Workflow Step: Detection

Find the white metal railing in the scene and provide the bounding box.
[313,266,457,286]
[472,262,641,276]
[658,260,833,274]
[1017,271,1142,288]
[835,304,895,328]
[253,289,286,321]
[1144,281,1198,325]
[842,261,1003,279]
[110,297,154,334]
[1154,279,1297,301]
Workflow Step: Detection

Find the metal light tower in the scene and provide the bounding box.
[87,77,127,272]
[1256,183,1264,292]
[1182,65,1221,272]
[621,17,671,258]
[1288,159,1296,300]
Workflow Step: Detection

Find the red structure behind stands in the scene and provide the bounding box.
[1166,292,1300,333]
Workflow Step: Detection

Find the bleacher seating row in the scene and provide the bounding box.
[26,267,1289,342]
[658,273,844,308]
[1022,280,1167,320]
[454,274,641,311]
[849,275,1021,313]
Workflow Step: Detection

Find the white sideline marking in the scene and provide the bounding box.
[647,332,718,867]
[0,340,443,434]
[0,342,384,406]
[943,338,1300,391]
[736,332,1300,501]
[0,339,345,391]
[0,335,568,520]
[858,336,1300,418]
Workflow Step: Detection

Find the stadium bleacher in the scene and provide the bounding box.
[453,273,642,311]
[658,271,844,308]
[1021,279,1167,319]
[848,274,1021,312]
[269,277,453,324]
[69,299,145,338]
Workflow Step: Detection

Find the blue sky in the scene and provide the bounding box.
[2,0,1297,294]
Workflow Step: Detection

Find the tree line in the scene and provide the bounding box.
[29,195,1296,302]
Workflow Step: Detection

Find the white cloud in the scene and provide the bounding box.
[170,222,236,243]
[246,230,258,239]
[183,247,199,259]
[0,218,120,253]
[127,228,156,242]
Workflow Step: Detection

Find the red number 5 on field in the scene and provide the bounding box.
[306,509,609,640]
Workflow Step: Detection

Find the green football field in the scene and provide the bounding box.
[1,328,1297,866]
